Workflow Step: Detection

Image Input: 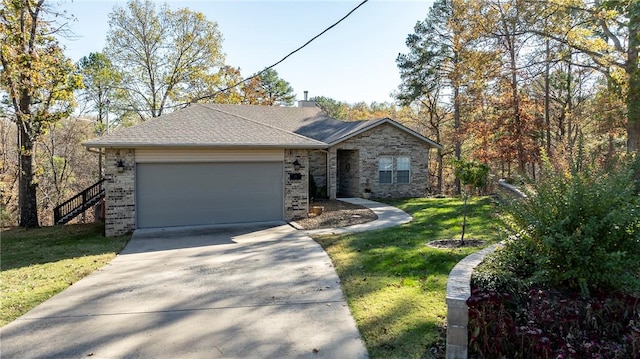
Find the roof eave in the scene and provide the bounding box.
[82,142,329,150]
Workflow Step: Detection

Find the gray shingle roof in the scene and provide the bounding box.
[83,103,443,150]
[199,104,442,149]
[83,104,327,148]
[200,103,351,142]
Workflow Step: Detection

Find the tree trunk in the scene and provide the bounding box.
[626,3,640,154]
[436,148,443,194]
[460,191,467,245]
[625,3,640,182]
[18,121,39,227]
[628,120,640,153]
[544,39,551,155]
[532,161,536,181]
[567,59,574,154]
[512,67,525,173]
[506,29,525,173]
[453,84,461,195]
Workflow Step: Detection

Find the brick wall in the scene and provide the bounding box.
[284,149,309,220]
[329,123,432,199]
[104,149,136,237]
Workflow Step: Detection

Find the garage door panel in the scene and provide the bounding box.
[137,162,283,228]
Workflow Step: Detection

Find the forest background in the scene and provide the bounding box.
[1,0,637,227]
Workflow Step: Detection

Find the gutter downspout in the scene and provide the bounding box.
[86,147,104,155]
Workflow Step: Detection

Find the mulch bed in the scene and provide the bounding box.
[293,198,378,230]
[426,239,487,249]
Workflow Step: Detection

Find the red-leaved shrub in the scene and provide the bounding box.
[467,286,640,358]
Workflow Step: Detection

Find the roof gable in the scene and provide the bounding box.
[325,118,443,149]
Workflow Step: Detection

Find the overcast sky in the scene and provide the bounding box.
[58,0,434,104]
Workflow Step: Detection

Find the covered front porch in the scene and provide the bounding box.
[308,148,364,200]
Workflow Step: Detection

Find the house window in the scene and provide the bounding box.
[378,157,393,184]
[397,156,410,183]
[378,156,411,184]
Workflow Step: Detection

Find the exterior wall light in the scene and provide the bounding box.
[116,159,125,173]
[293,159,302,171]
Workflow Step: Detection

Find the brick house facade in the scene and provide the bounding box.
[85,104,441,237]
[325,123,431,199]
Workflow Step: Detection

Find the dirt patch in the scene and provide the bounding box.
[293,199,378,230]
[426,239,486,249]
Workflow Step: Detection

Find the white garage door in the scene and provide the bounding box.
[136,162,284,229]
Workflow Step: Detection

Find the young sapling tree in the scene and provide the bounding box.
[453,159,489,245]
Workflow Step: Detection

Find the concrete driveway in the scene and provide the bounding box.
[0,223,368,358]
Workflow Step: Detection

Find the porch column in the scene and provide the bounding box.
[328,148,337,199]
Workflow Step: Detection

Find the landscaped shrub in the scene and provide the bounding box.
[467,152,640,358]
[501,153,640,296]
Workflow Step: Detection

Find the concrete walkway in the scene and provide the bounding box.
[300,197,413,236]
[0,222,368,359]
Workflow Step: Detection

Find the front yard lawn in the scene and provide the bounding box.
[0,223,129,326]
[314,197,505,359]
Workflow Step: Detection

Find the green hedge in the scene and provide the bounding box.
[493,154,640,296]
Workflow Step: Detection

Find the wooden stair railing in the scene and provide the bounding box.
[54,179,106,225]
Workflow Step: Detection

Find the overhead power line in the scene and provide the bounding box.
[188,0,369,105]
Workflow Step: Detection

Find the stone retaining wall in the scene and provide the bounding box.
[497,179,528,199]
[445,244,501,359]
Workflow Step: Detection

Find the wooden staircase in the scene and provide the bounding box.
[54,179,105,225]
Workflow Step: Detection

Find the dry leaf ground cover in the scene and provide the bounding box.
[0,223,129,326]
[313,197,506,358]
[294,198,378,229]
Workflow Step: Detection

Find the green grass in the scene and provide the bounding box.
[314,197,506,359]
[0,223,130,326]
